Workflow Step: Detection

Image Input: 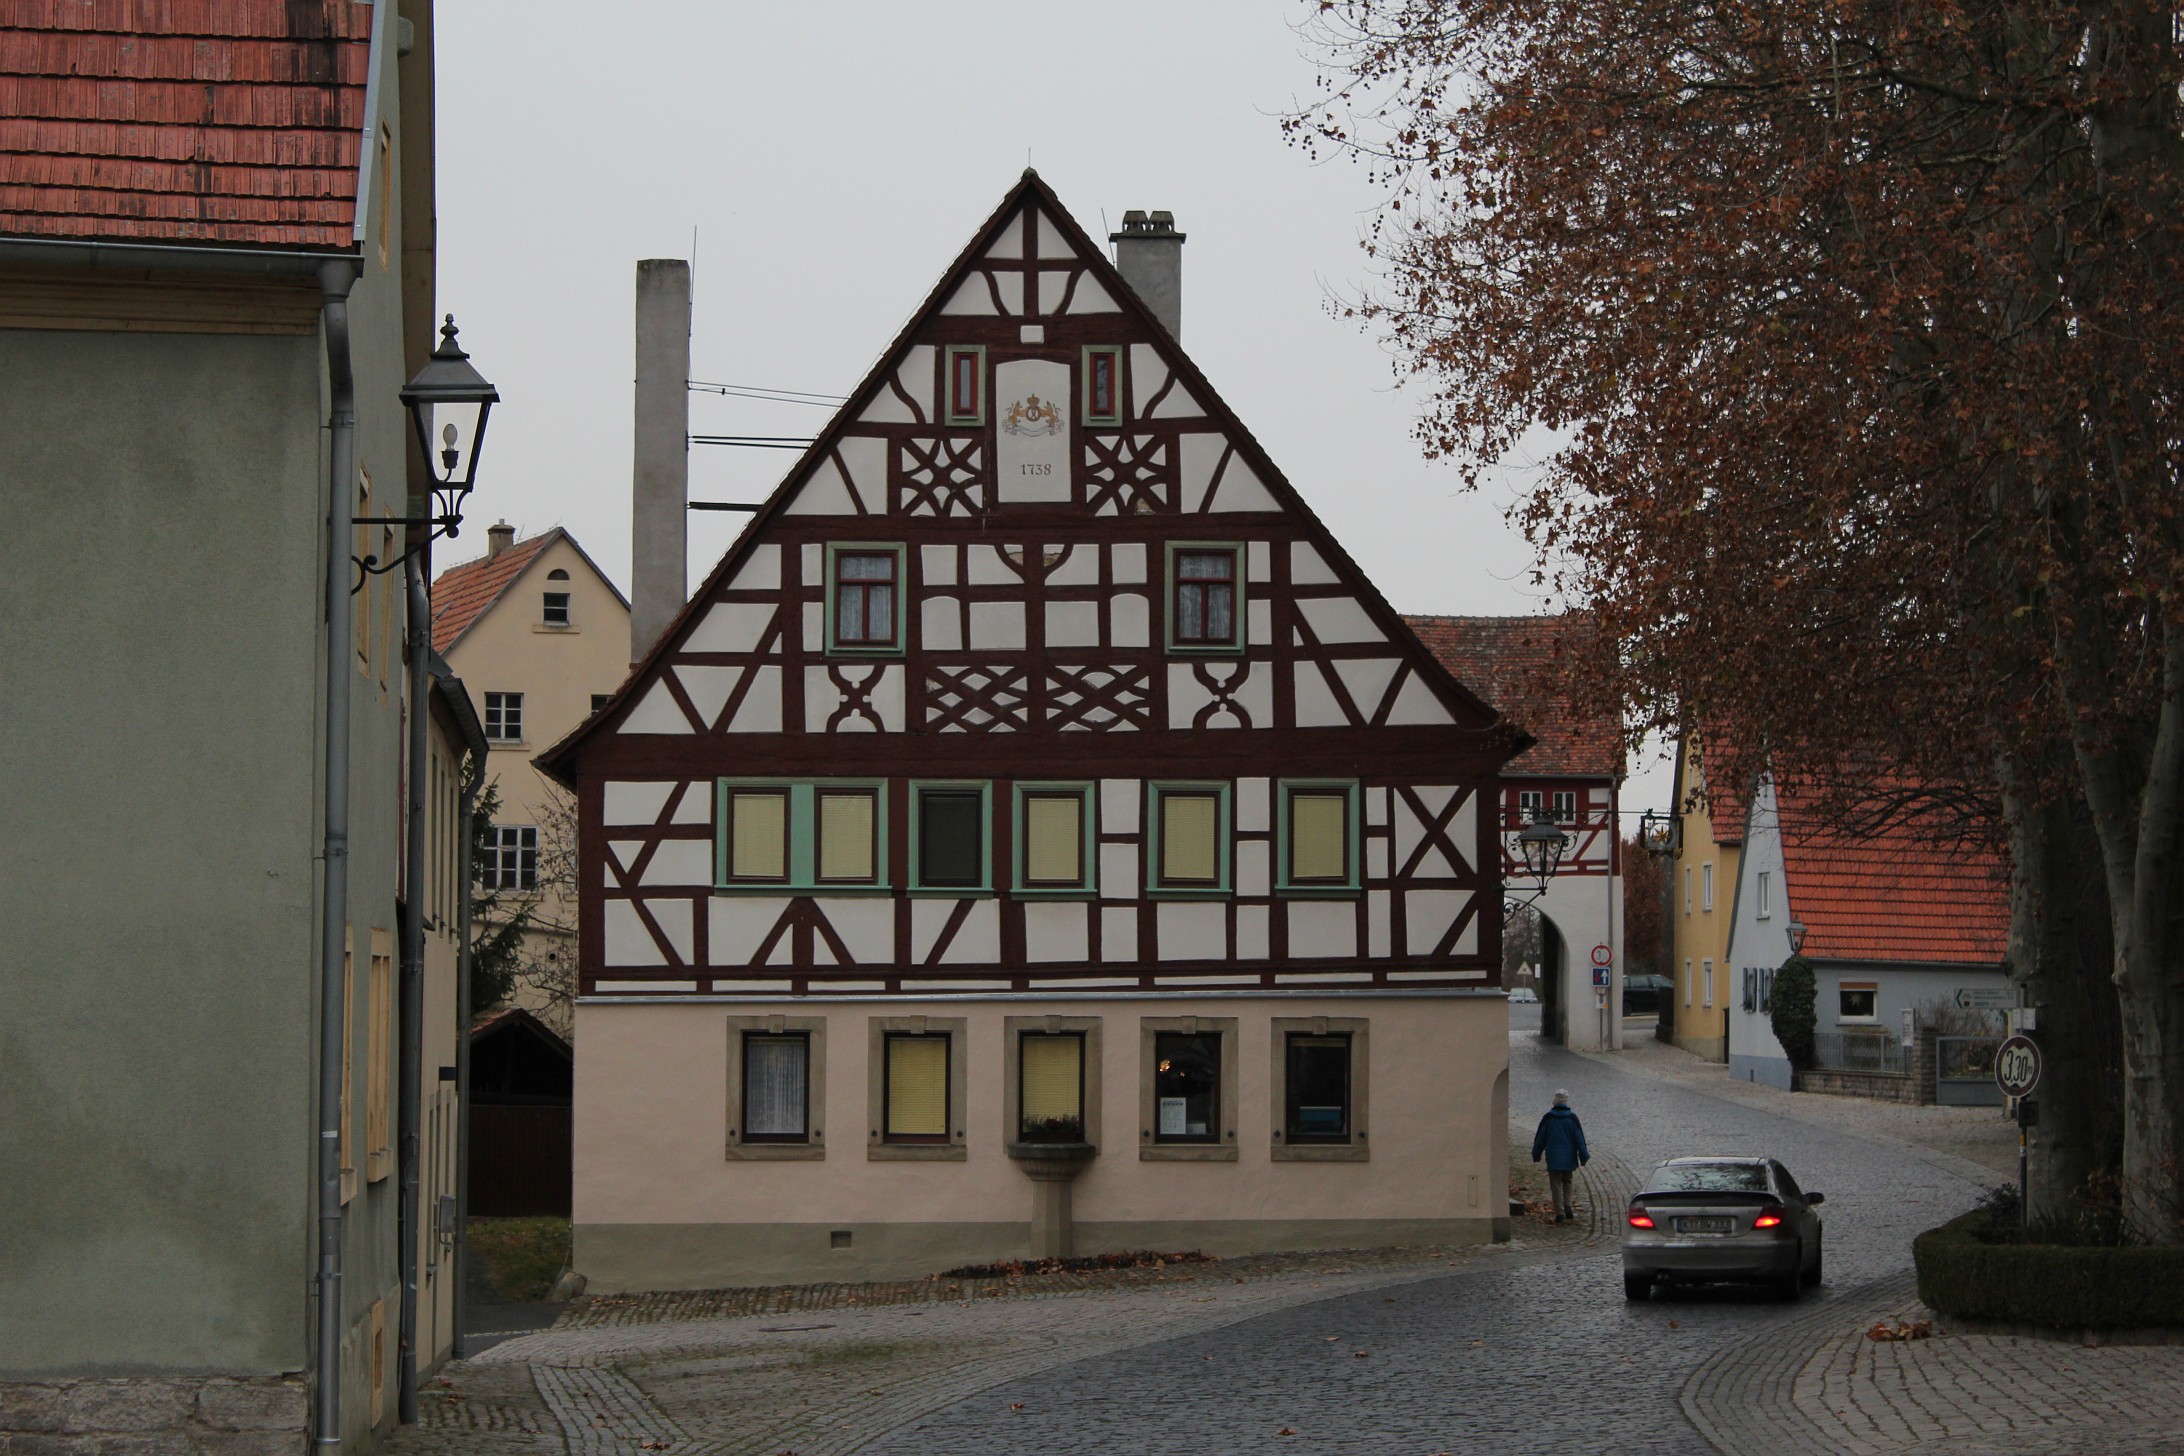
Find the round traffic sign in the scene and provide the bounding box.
[1591,943,1613,968]
[1995,1034,2042,1099]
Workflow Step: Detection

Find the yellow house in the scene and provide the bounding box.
[1667,731,1742,1061]
[433,525,631,1030]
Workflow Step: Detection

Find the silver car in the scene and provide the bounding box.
[1622,1156,1825,1300]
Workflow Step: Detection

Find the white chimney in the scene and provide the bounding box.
[630,259,691,664]
[1110,209,1185,339]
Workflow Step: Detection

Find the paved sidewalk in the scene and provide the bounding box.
[1685,1279,2184,1456]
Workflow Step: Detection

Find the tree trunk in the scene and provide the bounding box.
[2113,636,2184,1242]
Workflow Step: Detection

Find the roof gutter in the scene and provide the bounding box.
[0,236,359,276]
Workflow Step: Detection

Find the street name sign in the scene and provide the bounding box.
[1956,987,2014,1010]
[1995,1035,2042,1100]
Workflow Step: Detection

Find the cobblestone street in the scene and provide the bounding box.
[392,1023,2184,1455]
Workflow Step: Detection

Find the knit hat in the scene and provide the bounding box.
[1553,1090,1570,1105]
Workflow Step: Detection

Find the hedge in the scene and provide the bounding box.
[1914,1209,2184,1329]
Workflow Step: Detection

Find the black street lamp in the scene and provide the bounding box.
[1513,811,1571,904]
[356,314,500,588]
[1786,918,1808,955]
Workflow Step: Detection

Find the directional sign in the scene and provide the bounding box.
[1956,987,2014,1011]
[1592,965,1610,989]
[1591,943,1614,968]
[1995,1035,2042,1099]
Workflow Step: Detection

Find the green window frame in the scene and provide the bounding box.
[714,778,890,894]
[1275,779,1362,895]
[1011,782,1097,898]
[1145,781,1232,897]
[824,542,907,658]
[1081,345,1123,425]
[944,344,987,427]
[1163,541,1246,655]
[909,780,993,896]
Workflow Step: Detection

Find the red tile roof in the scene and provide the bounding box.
[1688,728,1749,846]
[431,531,557,654]
[0,0,373,250]
[1775,783,2008,967]
[1405,614,1623,778]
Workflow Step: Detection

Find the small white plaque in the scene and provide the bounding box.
[1158,1097,1187,1136]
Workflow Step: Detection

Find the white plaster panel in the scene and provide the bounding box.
[723,665,781,733]
[604,781,675,825]
[708,897,786,966]
[1385,672,1456,726]
[895,345,935,421]
[1035,209,1074,259]
[765,934,795,966]
[620,679,692,734]
[639,840,712,888]
[1100,843,1138,894]
[1177,432,1226,513]
[1045,599,1100,648]
[814,897,893,964]
[940,276,998,315]
[1235,839,1270,898]
[674,665,739,729]
[921,595,962,651]
[1157,902,1228,962]
[1235,777,1270,833]
[607,841,643,877]
[1150,377,1203,419]
[785,457,856,516]
[1291,540,1339,585]
[967,545,1016,585]
[1287,900,1357,960]
[1064,274,1119,314]
[921,544,958,586]
[1367,785,1391,829]
[729,542,780,591]
[984,218,1023,259]
[801,544,822,585]
[1110,542,1147,584]
[605,899,667,967]
[992,271,1025,316]
[1448,790,1477,866]
[867,664,905,732]
[802,600,825,653]
[1166,664,1214,730]
[1025,902,1090,964]
[1368,890,1392,958]
[685,601,775,655]
[1110,591,1149,648]
[968,601,1026,651]
[945,900,1003,964]
[1232,666,1274,726]
[1405,889,1474,955]
[1101,780,1140,833]
[839,435,888,504]
[1129,344,1167,416]
[1019,324,1045,344]
[1235,904,1269,960]
[1291,662,1347,728]
[1047,544,1099,586]
[669,782,713,825]
[1371,833,1391,882]
[1298,596,1387,644]
[1101,905,1140,963]
[995,359,1072,502]
[910,897,955,963]
[1247,540,1271,583]
[1034,268,1079,315]
[1209,457,1278,511]
[1334,658,1401,720]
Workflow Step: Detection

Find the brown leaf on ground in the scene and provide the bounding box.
[1866,1319,1936,1342]
[1277,1427,1298,1437]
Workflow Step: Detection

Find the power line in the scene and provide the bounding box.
[687,379,846,407]
[688,435,814,450]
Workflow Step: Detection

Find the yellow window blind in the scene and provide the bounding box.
[817,791,875,881]
[1290,793,1348,881]
[1024,795,1082,884]
[886,1035,949,1137]
[1020,1034,1083,1122]
[1162,793,1219,882]
[730,792,787,879]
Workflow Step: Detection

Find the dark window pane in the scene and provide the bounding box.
[1174,552,1237,646]
[1285,1034,1351,1141]
[743,1033,808,1141]
[1154,1032,1220,1143]
[919,790,984,887]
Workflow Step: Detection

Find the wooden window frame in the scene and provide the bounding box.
[1550,789,1578,825]
[1275,779,1361,896]
[1004,1016,1103,1148]
[726,1015,827,1160]
[1163,542,1245,655]
[1270,1017,1370,1162]
[1081,345,1123,425]
[867,1016,967,1161]
[909,780,992,896]
[485,824,538,891]
[944,345,986,426]
[365,929,394,1182]
[541,591,571,627]
[1837,982,1880,1025]
[1011,782,1097,898]
[1139,1016,1238,1161]
[824,542,907,657]
[714,778,890,894]
[1145,781,1232,898]
[483,691,523,744]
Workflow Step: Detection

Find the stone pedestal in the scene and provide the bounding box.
[1006,1142,1097,1259]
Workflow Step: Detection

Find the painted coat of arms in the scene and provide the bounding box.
[1002,394,1064,437]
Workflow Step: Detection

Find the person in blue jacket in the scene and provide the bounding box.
[1530,1089,1590,1222]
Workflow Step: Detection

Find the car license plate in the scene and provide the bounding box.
[1678,1216,1733,1234]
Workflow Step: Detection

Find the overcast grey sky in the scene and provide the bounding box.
[433,2,1669,811]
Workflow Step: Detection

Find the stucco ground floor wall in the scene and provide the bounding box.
[572,991,1510,1291]
[1534,874,1622,1052]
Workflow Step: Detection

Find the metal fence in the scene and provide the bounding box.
[1937,1035,2005,1106]
[1813,1031,1909,1074]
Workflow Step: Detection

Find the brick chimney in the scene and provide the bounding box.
[1109,209,1185,339]
[631,258,692,664]
[486,520,514,558]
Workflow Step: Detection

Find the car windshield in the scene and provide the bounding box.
[1646,1162,1770,1194]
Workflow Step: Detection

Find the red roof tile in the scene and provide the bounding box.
[431,532,557,654]
[1405,614,1623,778]
[1775,783,2008,967]
[0,1,373,250]
[1688,727,1749,846]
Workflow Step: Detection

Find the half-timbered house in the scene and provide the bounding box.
[540,174,1528,1290]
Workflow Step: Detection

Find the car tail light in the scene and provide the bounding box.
[1627,1208,1655,1229]
[1752,1205,1786,1229]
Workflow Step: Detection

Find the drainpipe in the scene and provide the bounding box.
[314,256,362,1452]
[397,543,431,1423]
[452,750,480,1357]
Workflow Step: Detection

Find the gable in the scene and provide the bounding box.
[547,174,1517,766]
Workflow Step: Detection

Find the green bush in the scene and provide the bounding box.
[1770,955,1816,1070]
[1914,1208,2184,1328]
